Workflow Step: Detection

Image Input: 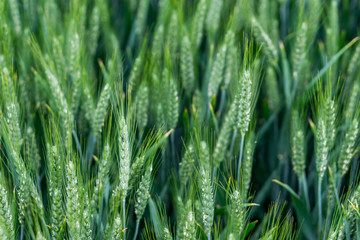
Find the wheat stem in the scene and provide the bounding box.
[335,176,341,209]
[133,219,140,240]
[237,135,245,184]
[318,180,322,236]
[229,129,238,158]
[123,197,126,240]
[301,172,310,210]
[218,90,226,117]
[171,132,175,163]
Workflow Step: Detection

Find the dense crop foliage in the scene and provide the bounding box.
[1,0,360,239]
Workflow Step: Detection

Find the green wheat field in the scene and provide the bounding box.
[0,0,360,239]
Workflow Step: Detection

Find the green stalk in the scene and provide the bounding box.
[133,220,140,240]
[171,132,175,163]
[220,128,238,180]
[318,180,322,236]
[218,90,226,117]
[229,129,238,157]
[123,197,126,240]
[301,172,310,210]
[127,22,137,49]
[237,135,245,184]
[335,176,341,209]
